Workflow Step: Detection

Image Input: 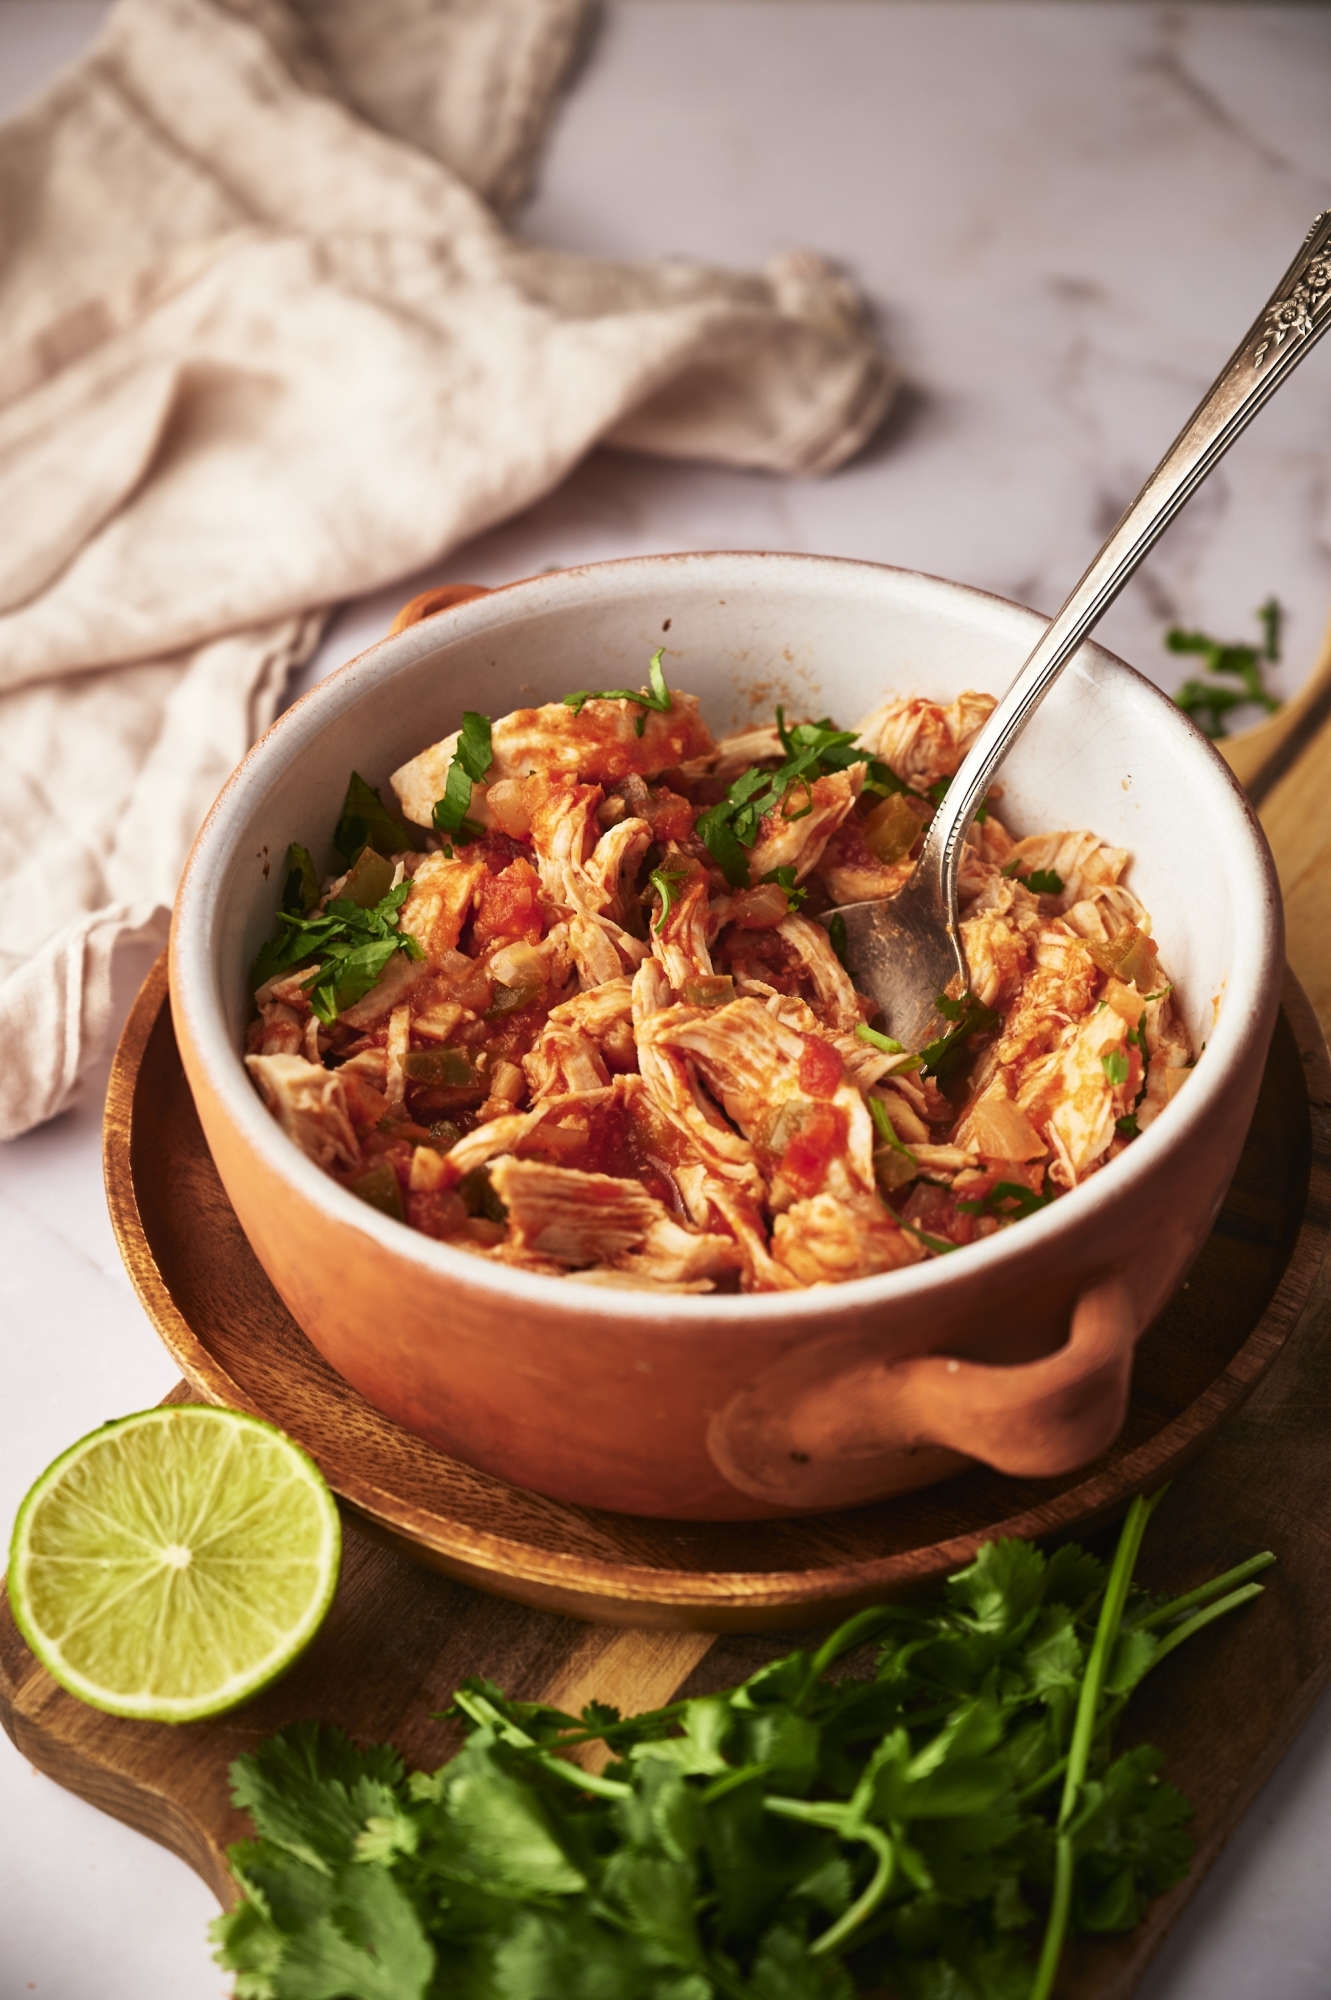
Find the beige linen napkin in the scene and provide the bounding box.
[0,0,897,1141]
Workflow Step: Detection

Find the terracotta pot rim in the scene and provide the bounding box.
[171,551,1283,1327]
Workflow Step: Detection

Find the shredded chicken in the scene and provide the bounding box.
[246,1055,361,1174]
[248,672,1192,1288]
[856,688,996,791]
[399,854,486,963]
[392,691,715,826]
[746,766,864,882]
[772,1193,922,1286]
[487,1156,738,1287]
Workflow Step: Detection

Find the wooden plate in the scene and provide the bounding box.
[104,955,1331,1631]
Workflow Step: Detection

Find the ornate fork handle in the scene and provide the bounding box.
[924,211,1331,975]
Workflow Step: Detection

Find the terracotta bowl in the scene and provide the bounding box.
[170,554,1283,1520]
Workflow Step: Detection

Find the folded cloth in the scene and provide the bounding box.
[0,0,897,1141]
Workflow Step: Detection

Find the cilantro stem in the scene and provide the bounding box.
[899,1220,958,1256]
[1015,1562,1272,1814]
[1059,1494,1161,1825]
[451,1687,633,1801]
[1145,1582,1268,1672]
[869,1096,918,1171]
[1029,1490,1163,2000]
[763,1799,895,1956]
[804,1606,913,1688]
[1130,1552,1275,1633]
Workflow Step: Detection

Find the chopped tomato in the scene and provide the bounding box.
[900,1180,971,1246]
[950,1160,1046,1207]
[357,1131,416,1189]
[341,1071,389,1132]
[646,786,697,843]
[779,1103,846,1200]
[406,1188,469,1238]
[475,829,529,872]
[798,1035,843,1100]
[713,926,804,994]
[474,858,545,946]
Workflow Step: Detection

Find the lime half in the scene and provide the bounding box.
[7,1405,341,1722]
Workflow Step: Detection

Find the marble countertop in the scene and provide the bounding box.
[3,4,1331,1995]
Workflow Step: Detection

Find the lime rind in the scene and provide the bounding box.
[7,1405,341,1723]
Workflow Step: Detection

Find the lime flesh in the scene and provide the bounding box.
[7,1405,341,1722]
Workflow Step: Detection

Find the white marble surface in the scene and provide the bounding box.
[3,5,1331,1997]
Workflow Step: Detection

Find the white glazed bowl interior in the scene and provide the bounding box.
[173,552,1281,1328]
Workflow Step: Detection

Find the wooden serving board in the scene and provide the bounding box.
[1,970,1329,1997]
[78,956,1330,1631]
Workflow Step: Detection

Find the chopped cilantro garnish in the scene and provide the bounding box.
[648,866,689,932]
[919,990,1000,1078]
[280,842,319,916]
[956,1180,1053,1221]
[1170,597,1282,739]
[759,863,807,909]
[1004,861,1064,895]
[431,711,493,844]
[252,878,422,1024]
[563,647,673,737]
[1117,1113,1140,1138]
[333,772,417,862]
[899,1217,959,1255]
[826,910,849,967]
[929,774,990,823]
[1101,1047,1131,1087]
[855,1022,925,1072]
[857,1022,904,1054]
[695,712,870,886]
[868,1094,918,1169]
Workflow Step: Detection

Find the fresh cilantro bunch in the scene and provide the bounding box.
[211,1498,1272,2000]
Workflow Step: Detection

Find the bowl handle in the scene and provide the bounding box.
[388,582,493,635]
[707,1276,1140,1510]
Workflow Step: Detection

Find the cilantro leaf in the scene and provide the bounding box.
[955,1181,1052,1223]
[431,711,494,843]
[694,716,872,886]
[251,878,421,1023]
[226,1723,406,1871]
[564,648,673,737]
[333,773,417,862]
[919,993,1000,1079]
[946,1540,1048,1639]
[649,867,690,932]
[281,844,320,917]
[695,803,753,889]
[1101,1048,1130,1087]
[761,865,808,910]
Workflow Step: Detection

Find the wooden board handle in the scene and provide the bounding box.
[708,1277,1140,1510]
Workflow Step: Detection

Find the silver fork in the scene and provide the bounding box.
[823,211,1331,1050]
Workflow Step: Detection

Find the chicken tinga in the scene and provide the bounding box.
[245,657,1192,1292]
